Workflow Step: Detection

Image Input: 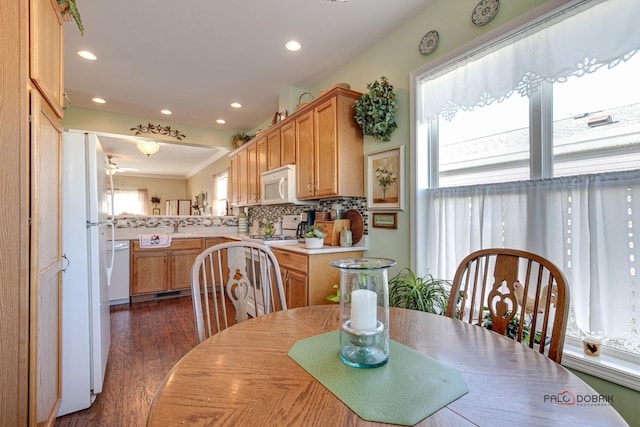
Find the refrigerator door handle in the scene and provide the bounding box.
[106,222,115,287]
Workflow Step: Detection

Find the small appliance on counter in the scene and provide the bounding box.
[297,209,316,240]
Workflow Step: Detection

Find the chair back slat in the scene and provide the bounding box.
[191,241,287,344]
[446,248,570,363]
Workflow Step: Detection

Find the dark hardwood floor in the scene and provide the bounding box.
[55,296,198,427]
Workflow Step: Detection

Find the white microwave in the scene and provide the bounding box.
[261,164,308,205]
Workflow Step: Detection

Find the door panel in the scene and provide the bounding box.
[314,98,338,197]
[295,111,314,199]
[30,90,63,426]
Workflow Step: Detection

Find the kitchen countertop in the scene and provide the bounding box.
[267,240,367,255]
[113,226,240,240]
[115,227,367,255]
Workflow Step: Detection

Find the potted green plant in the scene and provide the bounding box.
[58,0,84,35]
[353,76,398,142]
[388,268,450,314]
[326,284,340,303]
[304,225,327,249]
[231,131,251,149]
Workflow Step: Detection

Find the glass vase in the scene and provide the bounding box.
[330,258,396,368]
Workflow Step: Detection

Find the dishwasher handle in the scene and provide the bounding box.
[112,241,130,251]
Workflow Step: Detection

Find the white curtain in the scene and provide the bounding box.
[424,170,640,353]
[417,0,640,122]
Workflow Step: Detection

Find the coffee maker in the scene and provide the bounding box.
[296,209,315,239]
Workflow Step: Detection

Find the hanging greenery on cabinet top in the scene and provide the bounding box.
[353,76,398,142]
[58,0,84,35]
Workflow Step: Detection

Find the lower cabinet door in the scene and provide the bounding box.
[132,252,168,294]
[286,269,308,308]
[171,250,201,291]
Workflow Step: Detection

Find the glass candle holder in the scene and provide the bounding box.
[330,258,396,368]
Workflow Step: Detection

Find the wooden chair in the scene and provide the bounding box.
[444,248,570,363]
[190,241,287,344]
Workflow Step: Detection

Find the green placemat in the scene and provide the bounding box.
[288,330,468,426]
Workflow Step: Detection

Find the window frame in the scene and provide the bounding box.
[409,0,640,389]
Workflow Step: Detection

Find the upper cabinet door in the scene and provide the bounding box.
[295,111,314,199]
[280,121,296,166]
[314,98,338,198]
[30,0,65,118]
[267,130,281,171]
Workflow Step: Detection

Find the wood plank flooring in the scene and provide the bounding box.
[54,297,198,427]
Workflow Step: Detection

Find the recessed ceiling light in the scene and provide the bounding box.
[161,109,172,115]
[216,119,226,124]
[230,102,242,109]
[77,50,97,60]
[285,40,301,52]
[92,97,106,104]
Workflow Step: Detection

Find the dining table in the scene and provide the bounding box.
[146,305,628,426]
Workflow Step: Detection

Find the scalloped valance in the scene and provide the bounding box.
[418,0,640,122]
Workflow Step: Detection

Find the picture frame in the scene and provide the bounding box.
[367,145,404,210]
[152,208,161,215]
[372,212,398,229]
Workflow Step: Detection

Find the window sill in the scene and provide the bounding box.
[562,341,640,392]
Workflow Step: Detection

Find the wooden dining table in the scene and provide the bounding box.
[146,305,628,426]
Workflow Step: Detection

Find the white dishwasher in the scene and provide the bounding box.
[109,240,130,305]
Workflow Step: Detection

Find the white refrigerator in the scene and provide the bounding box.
[59,131,114,416]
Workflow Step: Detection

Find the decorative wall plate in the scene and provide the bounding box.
[471,0,499,26]
[419,30,439,55]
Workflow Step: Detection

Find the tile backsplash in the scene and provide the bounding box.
[246,197,368,234]
[114,197,368,234]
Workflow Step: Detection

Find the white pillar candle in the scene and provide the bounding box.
[350,289,377,330]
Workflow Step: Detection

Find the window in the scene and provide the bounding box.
[107,189,148,215]
[412,0,640,383]
[212,171,228,216]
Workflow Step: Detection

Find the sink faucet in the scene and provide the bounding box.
[173,220,179,233]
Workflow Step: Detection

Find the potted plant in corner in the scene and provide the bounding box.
[389,268,450,314]
[304,225,327,249]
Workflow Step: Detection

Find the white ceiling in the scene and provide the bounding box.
[63,0,432,177]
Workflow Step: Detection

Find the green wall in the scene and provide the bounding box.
[569,369,638,426]
[62,1,640,423]
[307,0,550,273]
[311,0,639,424]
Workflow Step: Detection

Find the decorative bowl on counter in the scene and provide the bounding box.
[304,237,324,249]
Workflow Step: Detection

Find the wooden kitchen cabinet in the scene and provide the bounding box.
[247,143,259,204]
[229,154,240,206]
[131,238,204,297]
[228,87,362,204]
[258,137,269,175]
[170,249,203,290]
[272,248,363,307]
[267,129,281,170]
[280,121,296,166]
[131,251,168,294]
[26,1,65,425]
[238,149,249,205]
[30,0,65,117]
[296,89,364,200]
[295,110,315,199]
[272,249,308,308]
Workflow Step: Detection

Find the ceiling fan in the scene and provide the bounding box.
[106,155,139,175]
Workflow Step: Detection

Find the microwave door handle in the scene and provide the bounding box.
[279,178,286,199]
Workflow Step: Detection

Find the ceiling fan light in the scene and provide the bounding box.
[136,140,160,157]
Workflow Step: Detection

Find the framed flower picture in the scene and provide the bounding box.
[367,145,404,210]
